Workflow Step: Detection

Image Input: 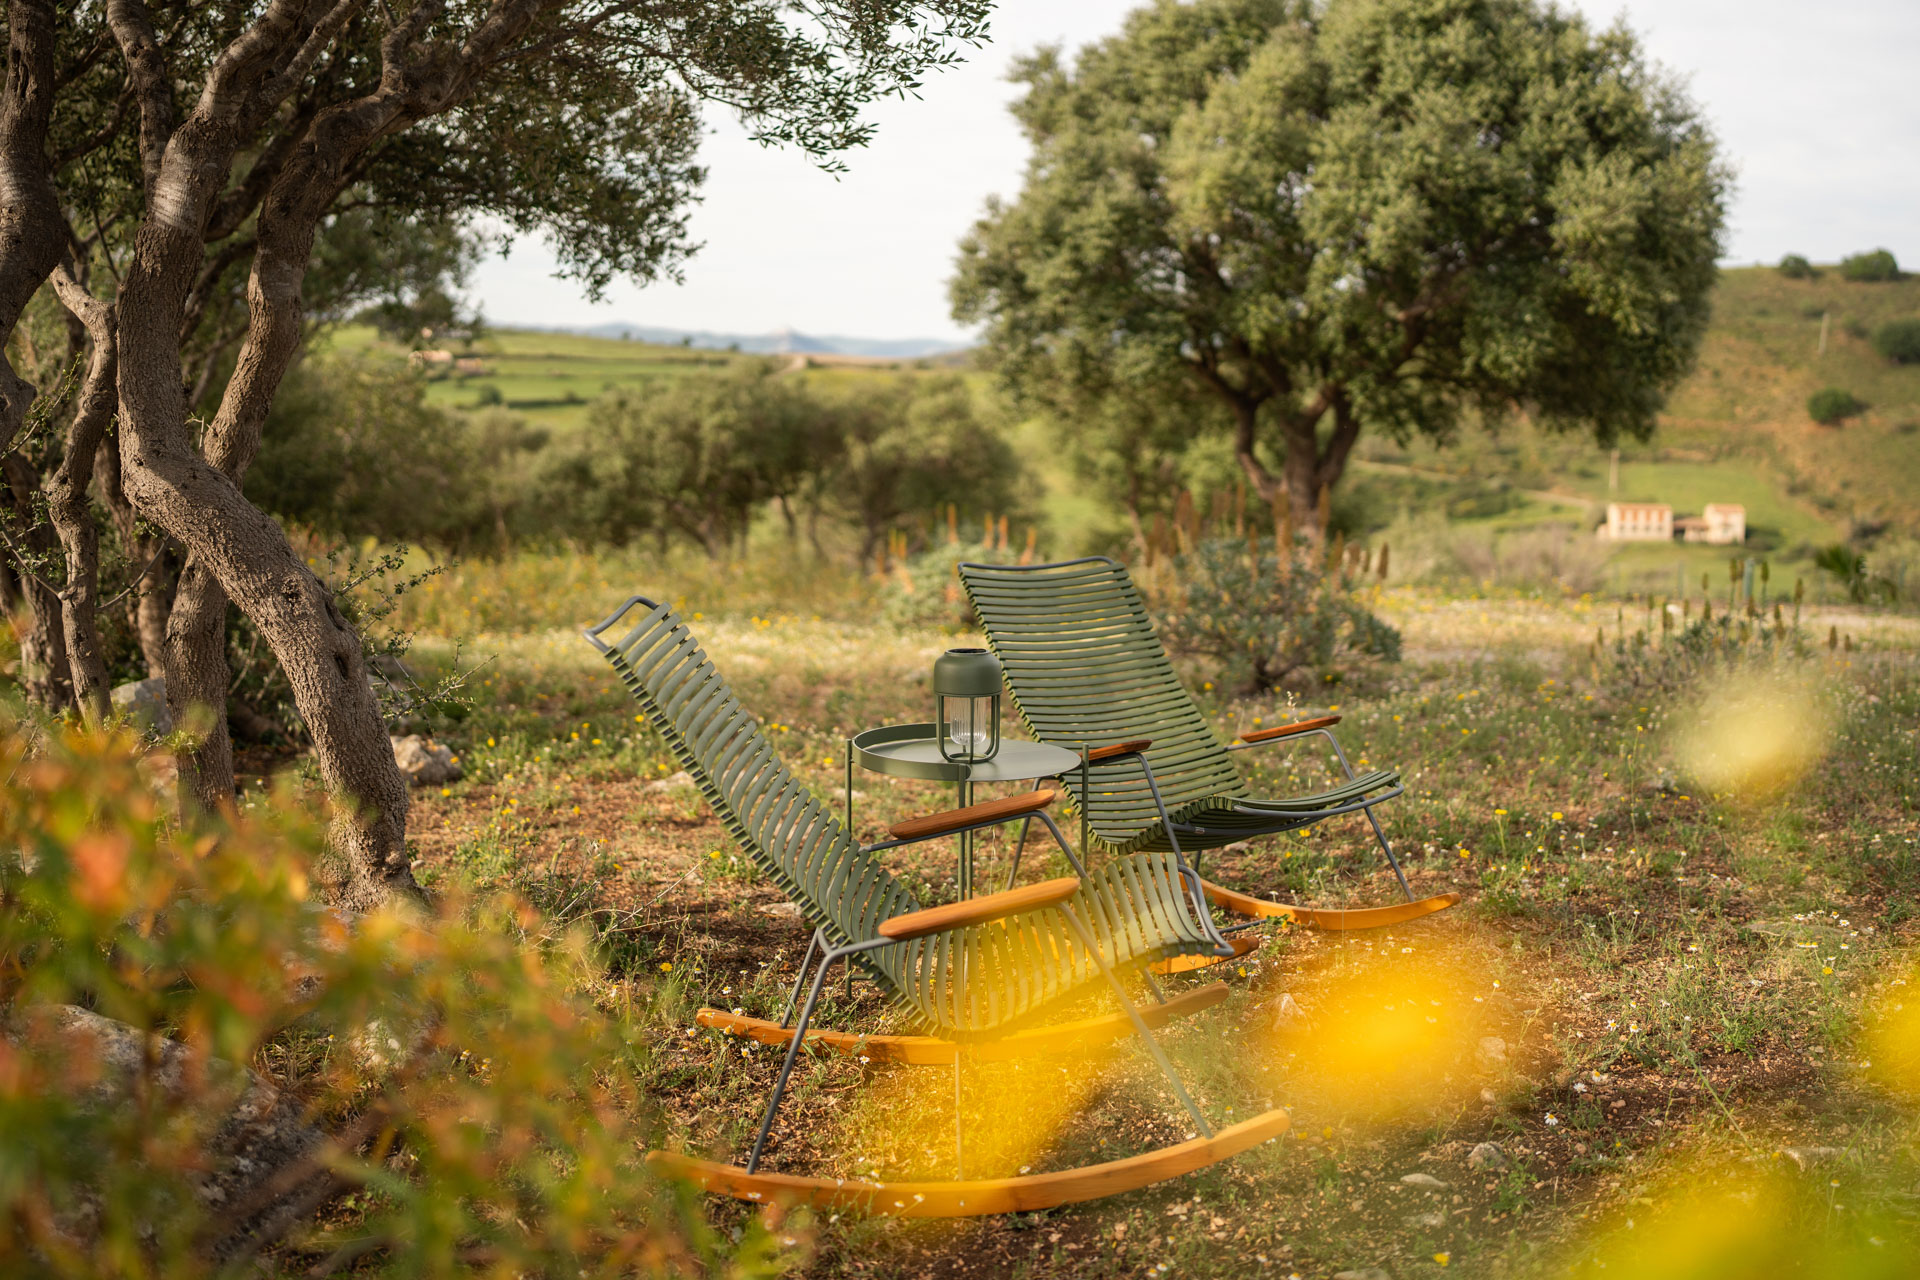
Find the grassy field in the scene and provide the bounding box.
[356,554,1920,1279]
[410,329,745,432]
[374,327,945,435]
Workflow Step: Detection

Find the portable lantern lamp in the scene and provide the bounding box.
[932,647,1002,763]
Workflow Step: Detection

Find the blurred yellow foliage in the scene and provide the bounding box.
[0,723,794,1277]
[832,1044,1113,1184]
[1266,946,1490,1128]
[1671,672,1835,800]
[1562,1157,1912,1279]
[1861,957,1920,1102]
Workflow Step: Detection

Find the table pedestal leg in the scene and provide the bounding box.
[956,777,973,898]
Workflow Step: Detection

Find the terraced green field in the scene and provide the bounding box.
[407,328,747,432]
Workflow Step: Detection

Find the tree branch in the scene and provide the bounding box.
[103,0,173,193]
[45,261,119,721]
[261,0,366,110]
[1315,388,1362,496]
[206,104,319,242]
[51,85,137,168]
[100,540,169,610]
[55,25,117,91]
[1,0,68,457]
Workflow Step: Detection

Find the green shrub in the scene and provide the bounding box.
[0,725,789,1277]
[1444,478,1524,520]
[1777,253,1816,279]
[254,355,464,544]
[1149,536,1400,693]
[1807,387,1866,425]
[1840,249,1900,282]
[1872,318,1920,364]
[1814,544,1897,603]
[254,357,549,552]
[558,361,829,555]
[877,536,999,631]
[816,375,1023,563]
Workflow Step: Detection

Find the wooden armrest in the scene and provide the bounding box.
[1239,715,1341,744]
[887,788,1059,842]
[878,877,1082,941]
[1084,738,1152,763]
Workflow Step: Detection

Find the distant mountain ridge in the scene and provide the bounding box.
[530,321,960,359]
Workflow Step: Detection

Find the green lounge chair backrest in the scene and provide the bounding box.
[586,596,1215,1036]
[958,558,1249,843]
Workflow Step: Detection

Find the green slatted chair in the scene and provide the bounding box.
[585,595,1289,1217]
[958,557,1459,930]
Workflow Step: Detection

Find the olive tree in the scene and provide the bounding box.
[818,374,1019,562]
[952,0,1728,525]
[573,362,826,557]
[0,0,988,908]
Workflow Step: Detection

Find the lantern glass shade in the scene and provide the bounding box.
[942,695,998,760]
[932,647,1002,763]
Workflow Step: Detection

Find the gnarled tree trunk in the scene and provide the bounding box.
[45,264,117,724]
[1,456,72,711]
[0,0,64,450]
[0,1,70,702]
[109,0,422,907]
[93,424,175,678]
[104,0,549,906]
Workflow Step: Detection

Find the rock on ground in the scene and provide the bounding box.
[6,1005,331,1261]
[390,734,462,786]
[1267,992,1309,1029]
[1468,1140,1510,1172]
[110,677,172,736]
[1780,1145,1846,1171]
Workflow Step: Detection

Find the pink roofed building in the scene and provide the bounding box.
[1602,502,1673,541]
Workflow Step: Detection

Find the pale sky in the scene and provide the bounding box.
[470,0,1920,346]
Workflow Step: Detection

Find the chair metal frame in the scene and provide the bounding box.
[959,556,1459,930]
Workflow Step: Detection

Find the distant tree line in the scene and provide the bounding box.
[1779,249,1904,283]
[250,357,1021,564]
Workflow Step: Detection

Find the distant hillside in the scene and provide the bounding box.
[1660,264,1920,536]
[528,322,960,359]
[1351,264,1920,553]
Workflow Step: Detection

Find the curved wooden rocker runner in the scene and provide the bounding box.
[1201,879,1460,930]
[650,1109,1290,1218]
[587,595,1290,1216]
[957,558,1461,929]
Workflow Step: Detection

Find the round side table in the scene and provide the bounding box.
[847,722,1085,898]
